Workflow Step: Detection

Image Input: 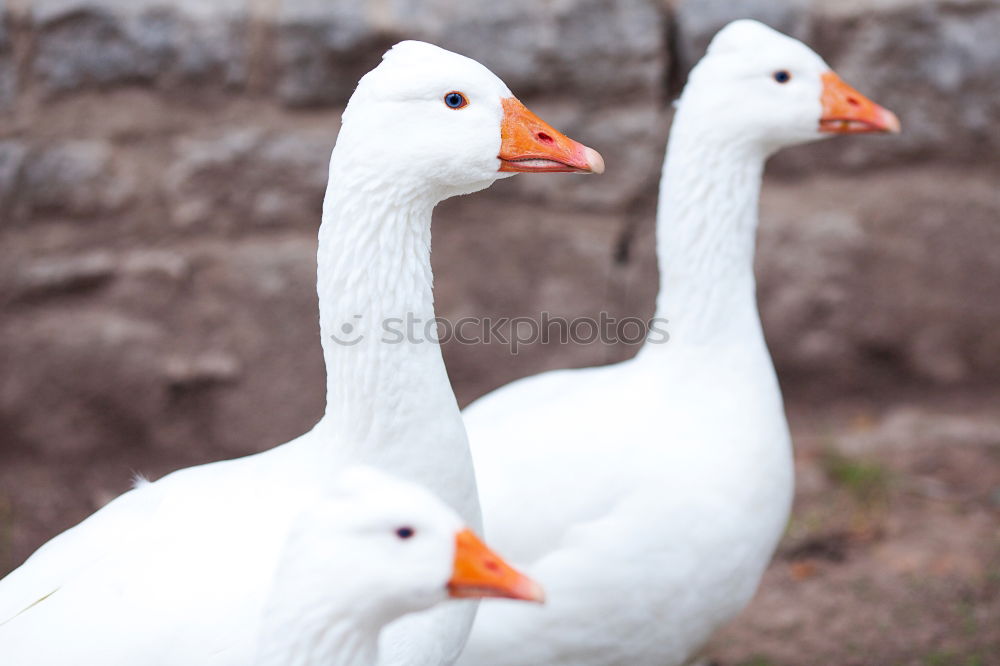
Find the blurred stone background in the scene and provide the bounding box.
[0,0,998,663]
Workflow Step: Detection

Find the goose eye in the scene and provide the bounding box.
[395,526,415,540]
[444,92,469,109]
[773,70,791,84]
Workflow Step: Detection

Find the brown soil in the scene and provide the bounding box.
[706,394,1000,666]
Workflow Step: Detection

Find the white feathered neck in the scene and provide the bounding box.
[306,144,479,534]
[647,107,770,348]
[316,161,437,430]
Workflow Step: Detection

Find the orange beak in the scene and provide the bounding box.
[820,71,901,135]
[447,528,545,603]
[499,98,605,174]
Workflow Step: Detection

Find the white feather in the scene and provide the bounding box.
[459,21,845,666]
[0,41,519,666]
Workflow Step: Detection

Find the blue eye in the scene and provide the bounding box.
[444,92,468,109]
[395,526,415,540]
[773,70,791,84]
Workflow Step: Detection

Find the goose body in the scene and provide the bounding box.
[459,21,899,666]
[0,41,601,665]
[1,460,326,665]
[1,466,543,666]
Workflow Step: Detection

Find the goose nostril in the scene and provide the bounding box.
[537,132,554,145]
[847,96,860,107]
[484,559,501,572]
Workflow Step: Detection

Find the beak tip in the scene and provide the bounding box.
[584,146,605,175]
[525,579,546,604]
[885,111,902,134]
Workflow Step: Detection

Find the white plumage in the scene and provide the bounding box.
[0,41,596,666]
[460,21,899,666]
[253,467,468,666]
[0,465,539,666]
[252,467,541,666]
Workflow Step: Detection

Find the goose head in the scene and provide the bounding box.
[334,41,604,201]
[271,467,543,630]
[680,20,900,154]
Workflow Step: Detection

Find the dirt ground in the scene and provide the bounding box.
[2,390,998,665]
[706,393,1000,666]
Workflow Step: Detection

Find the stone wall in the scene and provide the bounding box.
[1,0,999,466]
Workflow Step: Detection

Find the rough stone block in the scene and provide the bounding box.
[12,251,118,302]
[0,1,14,110]
[0,0,7,48]
[275,0,667,107]
[275,0,396,107]
[400,0,666,100]
[673,0,813,73]
[166,126,336,229]
[9,140,135,221]
[0,308,168,458]
[31,0,247,96]
[0,140,27,214]
[756,166,1000,388]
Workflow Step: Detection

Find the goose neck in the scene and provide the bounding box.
[315,170,444,442]
[649,123,768,346]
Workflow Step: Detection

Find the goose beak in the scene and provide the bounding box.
[819,71,901,134]
[447,528,545,603]
[499,97,605,174]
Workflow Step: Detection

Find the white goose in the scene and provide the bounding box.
[0,465,543,666]
[254,467,544,666]
[0,41,601,665]
[254,468,544,666]
[459,21,900,666]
